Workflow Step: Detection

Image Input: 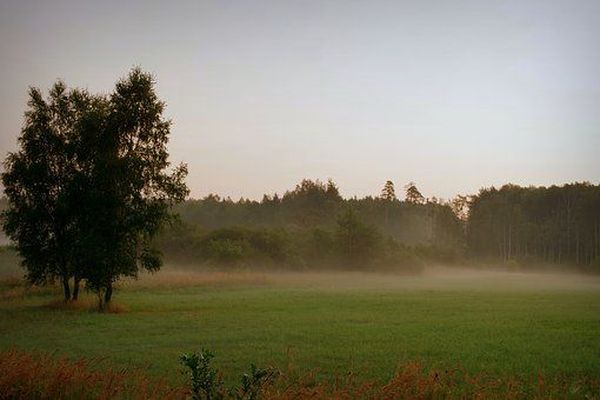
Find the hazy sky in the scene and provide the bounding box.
[1,0,599,200]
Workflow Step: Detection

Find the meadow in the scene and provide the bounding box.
[1,265,599,396]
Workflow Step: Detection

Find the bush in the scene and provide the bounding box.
[205,239,244,265]
[379,239,425,273]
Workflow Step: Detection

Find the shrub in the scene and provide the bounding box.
[379,239,425,273]
[180,349,223,400]
[205,239,245,265]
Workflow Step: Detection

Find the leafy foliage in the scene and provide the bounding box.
[2,69,188,305]
[180,350,222,400]
[1,83,101,300]
[180,350,276,400]
[380,180,396,201]
[335,208,381,268]
[404,181,425,204]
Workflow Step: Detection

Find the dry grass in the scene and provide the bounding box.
[1,269,270,307]
[43,298,129,313]
[0,279,50,301]
[0,350,187,400]
[265,362,600,399]
[119,269,270,290]
[44,297,97,311]
[1,350,598,400]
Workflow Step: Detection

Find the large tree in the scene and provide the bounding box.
[2,68,188,306]
[75,69,188,306]
[2,83,98,301]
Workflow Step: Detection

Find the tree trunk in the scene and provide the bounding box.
[508,223,512,261]
[104,282,113,305]
[62,277,71,302]
[72,277,81,301]
[97,291,104,311]
[594,220,600,261]
[576,229,580,264]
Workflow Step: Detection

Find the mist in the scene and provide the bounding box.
[1,1,599,398]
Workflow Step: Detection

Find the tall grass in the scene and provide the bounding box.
[2,350,597,399]
[0,350,186,400]
[264,362,600,399]
[119,270,269,290]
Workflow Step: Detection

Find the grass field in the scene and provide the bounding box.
[1,266,599,391]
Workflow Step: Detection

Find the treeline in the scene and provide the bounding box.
[159,180,600,272]
[468,183,600,268]
[174,179,463,248]
[158,179,463,271]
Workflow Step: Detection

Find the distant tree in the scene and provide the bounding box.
[1,82,98,301]
[335,208,380,268]
[282,178,342,228]
[405,182,425,204]
[450,195,470,222]
[380,180,397,201]
[379,180,397,228]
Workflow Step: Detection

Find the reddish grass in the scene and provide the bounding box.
[1,350,598,399]
[119,270,269,289]
[0,350,186,400]
[0,279,50,301]
[264,363,600,399]
[43,298,129,313]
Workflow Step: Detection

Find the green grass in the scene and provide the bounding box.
[0,268,599,387]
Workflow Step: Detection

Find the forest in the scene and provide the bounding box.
[468,183,600,266]
[158,179,600,272]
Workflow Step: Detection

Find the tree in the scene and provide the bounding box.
[404,182,425,204]
[75,68,189,306]
[2,82,98,301]
[380,180,397,227]
[2,68,188,307]
[335,208,380,268]
[450,195,470,222]
[380,180,396,201]
[282,178,342,228]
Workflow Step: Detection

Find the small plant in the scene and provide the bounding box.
[180,349,223,400]
[180,350,278,400]
[234,363,278,400]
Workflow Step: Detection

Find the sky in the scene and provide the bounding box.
[1,0,599,201]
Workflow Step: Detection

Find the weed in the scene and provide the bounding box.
[180,349,223,400]
[180,350,278,400]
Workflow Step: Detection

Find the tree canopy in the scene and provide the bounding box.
[2,68,188,306]
[380,180,397,202]
[467,183,600,267]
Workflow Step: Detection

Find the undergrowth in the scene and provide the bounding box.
[1,349,598,399]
